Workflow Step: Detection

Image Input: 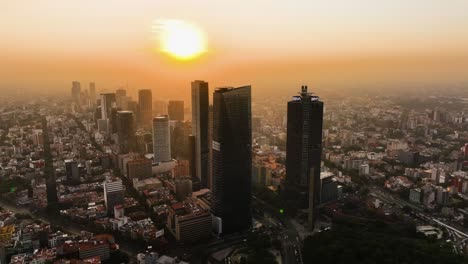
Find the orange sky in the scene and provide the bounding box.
[1,1,468,98]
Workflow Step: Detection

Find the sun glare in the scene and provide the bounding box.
[153,19,207,61]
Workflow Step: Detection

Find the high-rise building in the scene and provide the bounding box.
[65,160,79,181]
[103,177,124,215]
[138,89,153,127]
[100,93,116,121]
[211,86,252,235]
[116,88,127,109]
[99,93,116,134]
[170,121,191,159]
[71,81,81,107]
[191,80,209,188]
[153,115,171,163]
[286,85,323,229]
[116,111,135,153]
[188,135,197,179]
[168,100,184,121]
[208,105,213,189]
[89,82,96,105]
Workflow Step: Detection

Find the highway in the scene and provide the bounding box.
[370,186,468,255]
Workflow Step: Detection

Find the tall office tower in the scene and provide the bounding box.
[208,105,213,189]
[286,85,323,229]
[42,116,58,205]
[153,115,171,163]
[103,178,125,215]
[171,121,191,159]
[65,160,79,181]
[153,100,168,116]
[138,89,153,127]
[191,80,209,188]
[211,86,252,235]
[117,111,135,153]
[188,135,197,179]
[115,88,127,109]
[110,108,119,134]
[100,93,116,121]
[71,81,81,107]
[168,100,184,121]
[127,100,139,116]
[89,82,96,105]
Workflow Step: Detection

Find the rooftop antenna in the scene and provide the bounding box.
[300,85,312,97]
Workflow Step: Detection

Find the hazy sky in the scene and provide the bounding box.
[2,0,468,98]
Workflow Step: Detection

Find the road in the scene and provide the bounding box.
[369,186,468,255]
[253,196,303,264]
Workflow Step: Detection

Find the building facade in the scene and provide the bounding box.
[286,86,323,228]
[116,111,135,153]
[103,178,124,215]
[211,86,252,235]
[153,115,171,163]
[138,89,153,127]
[191,80,210,188]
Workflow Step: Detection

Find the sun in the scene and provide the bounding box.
[153,19,207,61]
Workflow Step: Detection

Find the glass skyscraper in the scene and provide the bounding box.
[286,85,323,228]
[211,86,252,235]
[191,80,209,188]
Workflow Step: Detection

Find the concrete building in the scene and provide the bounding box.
[175,179,193,201]
[65,160,79,181]
[167,198,212,242]
[153,115,171,163]
[78,241,110,261]
[139,89,153,127]
[117,111,135,153]
[320,172,338,203]
[409,188,422,204]
[127,157,152,181]
[104,178,124,215]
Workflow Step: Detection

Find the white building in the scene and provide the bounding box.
[153,115,171,163]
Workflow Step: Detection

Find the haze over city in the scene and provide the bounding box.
[1,1,468,264]
[2,1,468,98]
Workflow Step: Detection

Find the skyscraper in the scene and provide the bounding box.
[153,115,171,163]
[100,93,116,121]
[71,81,81,107]
[89,82,96,105]
[188,135,197,180]
[99,93,116,134]
[211,86,252,235]
[286,85,323,229]
[168,100,184,121]
[138,89,153,127]
[117,111,135,153]
[116,88,127,109]
[191,80,209,188]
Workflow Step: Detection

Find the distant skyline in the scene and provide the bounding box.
[2,0,468,97]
